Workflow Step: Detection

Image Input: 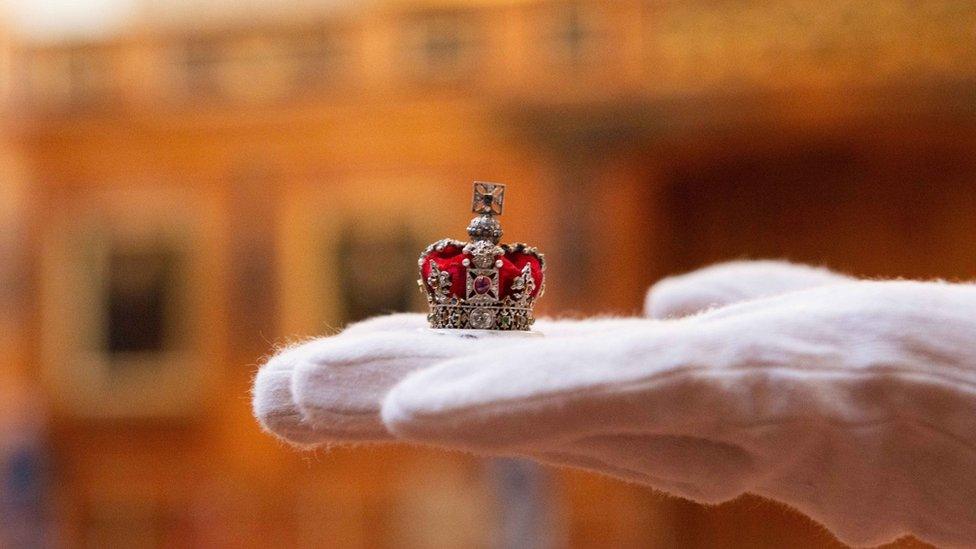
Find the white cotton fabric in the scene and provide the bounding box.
[254,313,427,444]
[251,261,976,547]
[383,280,976,547]
[645,260,851,319]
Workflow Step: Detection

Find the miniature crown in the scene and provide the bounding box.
[418,182,545,330]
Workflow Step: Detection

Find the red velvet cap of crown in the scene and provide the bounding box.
[420,242,543,300]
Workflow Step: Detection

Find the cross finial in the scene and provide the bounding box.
[472,182,505,216]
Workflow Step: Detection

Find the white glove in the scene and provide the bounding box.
[254,261,976,546]
[253,260,840,445]
[383,279,976,547]
[644,259,849,319]
[253,315,653,444]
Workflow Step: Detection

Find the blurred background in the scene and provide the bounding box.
[0,0,974,547]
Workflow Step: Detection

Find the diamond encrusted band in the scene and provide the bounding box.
[427,303,535,330]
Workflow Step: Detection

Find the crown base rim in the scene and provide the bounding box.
[427,303,535,331]
[424,328,543,338]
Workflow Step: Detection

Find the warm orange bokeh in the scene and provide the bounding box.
[1,2,973,547]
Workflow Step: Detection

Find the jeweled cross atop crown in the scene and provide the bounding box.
[418,182,545,330]
[472,182,505,216]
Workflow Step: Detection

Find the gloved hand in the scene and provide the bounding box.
[254,260,844,444]
[253,261,976,547]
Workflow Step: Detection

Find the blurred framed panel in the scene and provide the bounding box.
[278,174,462,336]
[398,8,485,80]
[333,223,425,324]
[38,187,218,419]
[0,153,26,360]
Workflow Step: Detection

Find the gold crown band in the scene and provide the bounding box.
[427,303,534,331]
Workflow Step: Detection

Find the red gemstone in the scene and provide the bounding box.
[474,275,492,294]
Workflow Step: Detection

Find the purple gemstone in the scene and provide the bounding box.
[474,275,492,295]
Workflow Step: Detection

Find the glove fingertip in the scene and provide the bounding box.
[252,342,309,423]
[380,370,469,445]
[379,375,422,437]
[251,367,325,448]
[251,366,288,421]
[644,260,851,319]
[645,279,726,319]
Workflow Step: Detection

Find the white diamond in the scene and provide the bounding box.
[469,308,494,329]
